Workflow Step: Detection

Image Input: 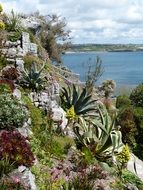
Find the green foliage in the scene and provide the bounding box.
[122,169,143,190]
[116,95,131,109]
[65,175,94,190]
[8,30,21,42]
[0,55,9,70]
[117,106,137,146]
[0,83,12,94]
[32,165,65,190]
[60,84,97,116]
[0,94,28,129]
[39,14,70,64]
[23,55,43,69]
[20,62,46,92]
[0,157,15,178]
[5,10,21,32]
[74,104,123,160]
[130,83,143,107]
[0,78,15,92]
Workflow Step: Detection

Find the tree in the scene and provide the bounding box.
[39,14,71,64]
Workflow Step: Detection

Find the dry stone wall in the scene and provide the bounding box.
[1,32,37,71]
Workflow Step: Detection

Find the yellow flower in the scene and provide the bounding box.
[66,105,76,119]
[0,21,5,30]
[116,144,130,165]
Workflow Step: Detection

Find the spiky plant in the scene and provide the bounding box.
[20,62,45,92]
[60,84,97,116]
[73,104,123,160]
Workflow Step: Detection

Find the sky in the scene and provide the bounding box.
[1,0,143,44]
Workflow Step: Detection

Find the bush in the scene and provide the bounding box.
[2,66,19,80]
[116,95,131,108]
[117,106,137,146]
[0,130,35,167]
[130,83,143,107]
[23,54,43,69]
[0,94,28,129]
[8,30,22,42]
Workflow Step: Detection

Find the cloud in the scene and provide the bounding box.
[1,0,143,43]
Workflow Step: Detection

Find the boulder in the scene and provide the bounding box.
[7,48,17,58]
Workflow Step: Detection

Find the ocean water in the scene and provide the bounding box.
[62,51,143,89]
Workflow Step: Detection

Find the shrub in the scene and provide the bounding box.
[23,54,43,69]
[117,106,137,146]
[0,94,28,129]
[133,107,143,142]
[2,66,19,80]
[8,30,22,42]
[0,130,35,167]
[0,83,12,94]
[130,83,143,107]
[116,95,131,108]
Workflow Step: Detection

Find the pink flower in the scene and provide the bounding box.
[11,176,20,184]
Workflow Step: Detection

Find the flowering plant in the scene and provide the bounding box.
[0,130,35,167]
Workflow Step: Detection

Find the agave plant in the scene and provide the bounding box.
[73,104,123,159]
[20,62,45,92]
[60,84,97,116]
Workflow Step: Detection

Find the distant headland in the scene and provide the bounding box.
[68,44,143,52]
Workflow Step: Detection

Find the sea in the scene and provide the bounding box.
[62,51,143,94]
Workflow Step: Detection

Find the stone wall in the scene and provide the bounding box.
[1,32,37,71]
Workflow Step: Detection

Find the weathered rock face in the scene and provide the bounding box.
[20,16,42,31]
[22,32,37,56]
[1,32,38,71]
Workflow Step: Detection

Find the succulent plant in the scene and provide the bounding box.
[20,62,45,92]
[60,84,97,116]
[73,104,123,159]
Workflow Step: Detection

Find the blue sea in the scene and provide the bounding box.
[62,51,143,91]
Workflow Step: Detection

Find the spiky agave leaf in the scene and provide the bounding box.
[60,84,97,116]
